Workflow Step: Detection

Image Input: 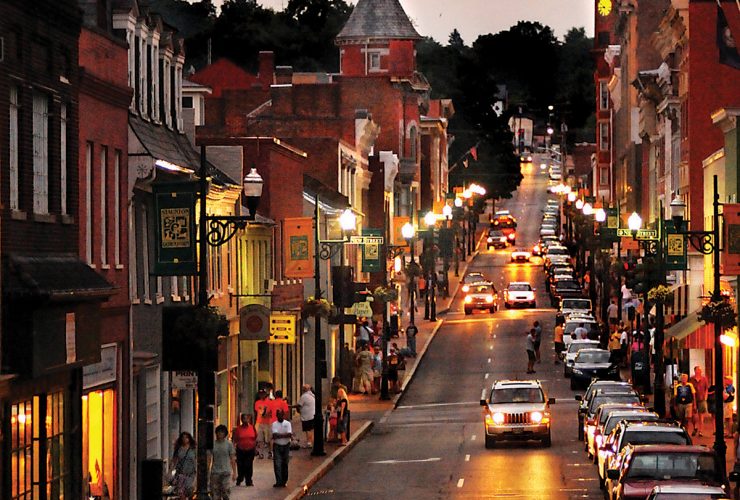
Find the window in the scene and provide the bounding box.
[86,143,93,264]
[60,104,68,214]
[82,389,113,498]
[600,166,609,187]
[369,51,381,71]
[9,86,19,210]
[141,204,151,301]
[599,81,609,110]
[161,58,171,127]
[100,147,108,266]
[599,122,609,151]
[10,399,33,498]
[128,203,138,300]
[114,151,121,266]
[46,392,66,497]
[32,92,49,214]
[182,96,193,109]
[409,126,418,161]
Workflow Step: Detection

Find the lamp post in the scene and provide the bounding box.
[670,175,725,481]
[402,222,417,327]
[423,211,438,321]
[196,147,263,500]
[337,208,357,412]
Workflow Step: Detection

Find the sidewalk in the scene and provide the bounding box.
[229,228,486,499]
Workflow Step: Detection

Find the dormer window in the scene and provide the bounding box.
[369,51,381,71]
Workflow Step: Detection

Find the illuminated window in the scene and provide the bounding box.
[46,392,65,498]
[82,390,114,499]
[10,399,33,499]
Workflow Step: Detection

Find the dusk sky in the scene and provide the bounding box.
[251,0,596,42]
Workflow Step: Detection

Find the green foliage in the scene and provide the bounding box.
[699,301,737,330]
[647,285,672,304]
[373,286,399,303]
[301,297,333,319]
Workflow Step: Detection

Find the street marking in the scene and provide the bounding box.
[487,358,491,363]
[457,478,465,488]
[471,434,477,441]
[485,373,489,379]
[397,401,477,409]
[465,454,470,462]
[369,457,442,465]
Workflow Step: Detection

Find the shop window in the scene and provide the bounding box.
[46,392,65,498]
[82,389,115,499]
[10,399,34,499]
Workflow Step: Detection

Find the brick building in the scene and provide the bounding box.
[0,1,117,497]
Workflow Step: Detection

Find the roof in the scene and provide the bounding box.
[628,444,712,454]
[493,380,541,388]
[336,0,421,43]
[4,254,117,301]
[303,175,349,212]
[651,485,726,494]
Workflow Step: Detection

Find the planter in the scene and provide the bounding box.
[373,286,399,303]
[301,297,333,319]
[698,300,737,331]
[647,285,672,304]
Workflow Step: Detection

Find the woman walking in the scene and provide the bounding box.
[232,413,257,486]
[335,388,350,445]
[170,432,197,499]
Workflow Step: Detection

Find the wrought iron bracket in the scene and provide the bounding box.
[682,231,716,255]
[640,239,659,255]
[319,240,345,261]
[387,245,407,260]
[204,215,252,247]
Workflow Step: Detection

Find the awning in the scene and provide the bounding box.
[4,254,117,302]
[666,312,702,341]
[666,312,715,349]
[303,175,349,214]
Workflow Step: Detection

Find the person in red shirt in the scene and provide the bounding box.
[268,390,290,424]
[232,413,257,486]
[253,390,272,459]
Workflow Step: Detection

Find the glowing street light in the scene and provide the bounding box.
[628,212,643,232]
[568,192,577,203]
[595,208,606,222]
[454,197,463,208]
[442,205,452,219]
[401,222,415,240]
[424,211,436,228]
[575,199,584,210]
[582,203,594,216]
[339,208,357,232]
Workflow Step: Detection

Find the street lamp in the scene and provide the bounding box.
[423,212,437,321]
[568,192,577,203]
[582,203,594,216]
[442,204,452,220]
[454,197,463,208]
[401,222,417,328]
[424,211,436,227]
[575,199,584,210]
[628,211,642,233]
[595,208,606,223]
[196,150,263,500]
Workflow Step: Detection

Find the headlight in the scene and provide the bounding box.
[487,237,493,243]
[464,296,473,303]
[462,285,470,292]
[508,233,516,239]
[500,237,507,242]
[572,368,583,375]
[533,245,540,253]
[492,412,505,425]
[530,411,543,423]
[485,295,494,303]
[485,413,494,425]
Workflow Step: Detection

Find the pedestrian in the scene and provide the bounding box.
[405,322,418,357]
[335,387,350,445]
[387,347,401,392]
[533,321,542,362]
[296,384,316,449]
[271,409,293,488]
[269,390,290,426]
[607,298,619,330]
[355,319,372,349]
[673,374,697,432]
[608,329,622,365]
[526,329,536,374]
[418,274,427,301]
[724,376,735,437]
[209,424,237,500]
[553,321,564,363]
[689,366,709,437]
[232,414,256,487]
[372,346,382,393]
[170,432,196,499]
[254,390,272,459]
[355,344,374,395]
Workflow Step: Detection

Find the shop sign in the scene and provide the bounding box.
[722,204,740,275]
[352,301,374,318]
[361,228,383,273]
[152,182,198,276]
[83,344,117,389]
[392,217,410,247]
[284,218,314,278]
[665,220,687,271]
[172,370,198,390]
[269,313,297,344]
[239,304,271,341]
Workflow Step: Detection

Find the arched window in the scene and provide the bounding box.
[409,126,418,161]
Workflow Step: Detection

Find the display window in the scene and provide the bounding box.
[82,389,116,499]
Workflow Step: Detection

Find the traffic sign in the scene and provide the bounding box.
[616,228,658,240]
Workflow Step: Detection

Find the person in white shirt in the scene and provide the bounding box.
[271,409,293,488]
[295,384,316,449]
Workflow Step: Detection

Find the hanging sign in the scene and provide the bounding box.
[284,218,314,278]
[269,313,297,344]
[153,182,198,275]
[665,220,688,271]
[361,228,383,273]
[239,304,271,341]
[722,204,740,275]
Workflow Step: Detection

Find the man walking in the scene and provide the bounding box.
[607,298,619,330]
[232,414,256,486]
[533,321,542,362]
[526,329,536,374]
[254,390,272,459]
[405,323,418,357]
[271,409,293,488]
[296,384,315,448]
[674,374,697,432]
[356,345,374,395]
[690,366,709,437]
[209,425,237,500]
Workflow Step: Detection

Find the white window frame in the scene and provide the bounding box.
[171,276,180,301]
[100,146,108,266]
[599,81,609,111]
[599,122,609,151]
[9,86,19,211]
[114,150,122,267]
[175,63,184,132]
[129,202,139,301]
[145,366,161,459]
[150,36,159,122]
[369,51,381,71]
[86,143,93,265]
[32,92,49,215]
[60,103,67,215]
[162,58,171,128]
[599,166,609,187]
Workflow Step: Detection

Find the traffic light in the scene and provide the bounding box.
[353,282,372,303]
[624,258,637,291]
[634,256,661,294]
[332,266,354,308]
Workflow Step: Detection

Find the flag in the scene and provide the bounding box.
[463,158,469,169]
[470,146,478,161]
[718,4,740,70]
[283,217,314,278]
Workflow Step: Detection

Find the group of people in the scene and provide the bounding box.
[353,342,407,394]
[672,368,736,438]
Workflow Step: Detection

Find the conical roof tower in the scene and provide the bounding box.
[336,0,421,43]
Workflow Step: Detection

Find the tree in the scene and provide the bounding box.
[448,29,465,49]
[556,27,596,140]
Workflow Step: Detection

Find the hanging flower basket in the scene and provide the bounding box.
[405,261,422,279]
[647,285,672,304]
[301,297,333,319]
[373,286,399,303]
[698,300,737,330]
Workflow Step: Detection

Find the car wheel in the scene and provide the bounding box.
[489,307,495,314]
[485,434,495,449]
[464,308,472,315]
[531,302,537,308]
[578,424,584,441]
[570,378,577,390]
[564,367,570,378]
[542,431,552,447]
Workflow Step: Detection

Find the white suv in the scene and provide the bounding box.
[480,380,554,448]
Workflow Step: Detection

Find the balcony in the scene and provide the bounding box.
[398,158,418,184]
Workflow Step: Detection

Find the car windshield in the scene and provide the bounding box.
[469,285,492,294]
[547,247,569,255]
[585,383,633,401]
[625,453,715,481]
[589,394,640,414]
[508,284,532,292]
[464,274,485,284]
[598,408,640,425]
[622,430,691,449]
[557,281,581,290]
[568,342,599,354]
[489,230,504,237]
[563,299,591,310]
[575,351,611,364]
[491,388,544,404]
[604,414,657,435]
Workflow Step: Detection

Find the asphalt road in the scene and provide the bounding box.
[307,158,602,499]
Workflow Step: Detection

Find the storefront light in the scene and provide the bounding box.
[720,334,737,347]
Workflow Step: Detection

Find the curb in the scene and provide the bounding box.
[285,420,374,500]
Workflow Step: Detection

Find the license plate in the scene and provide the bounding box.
[513,428,523,434]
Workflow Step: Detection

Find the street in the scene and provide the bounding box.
[307,158,601,499]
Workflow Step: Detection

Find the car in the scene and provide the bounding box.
[647,484,729,499]
[605,445,723,500]
[563,318,599,346]
[599,421,688,488]
[558,298,593,320]
[563,339,600,377]
[463,282,498,315]
[487,229,508,249]
[544,245,569,257]
[583,392,642,450]
[520,153,533,163]
[549,172,563,181]
[570,348,621,390]
[504,282,536,308]
[550,279,583,306]
[588,406,649,461]
[480,380,554,448]
[595,411,660,475]
[510,248,531,262]
[575,381,636,440]
[461,272,487,293]
[532,242,543,256]
[540,227,556,237]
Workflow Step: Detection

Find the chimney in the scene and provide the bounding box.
[275,66,294,85]
[258,51,275,88]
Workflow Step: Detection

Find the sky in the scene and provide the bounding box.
[250,0,595,42]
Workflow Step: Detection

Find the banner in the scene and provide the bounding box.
[152,182,198,275]
[362,228,383,273]
[722,204,740,275]
[284,218,314,278]
[664,220,687,271]
[392,216,410,246]
[602,207,619,241]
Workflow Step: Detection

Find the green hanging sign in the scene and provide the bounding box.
[362,228,383,273]
[153,182,198,276]
[664,220,687,271]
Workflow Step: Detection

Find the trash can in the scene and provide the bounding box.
[141,458,164,500]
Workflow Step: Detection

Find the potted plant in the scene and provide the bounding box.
[373,286,399,303]
[647,285,672,304]
[301,296,333,319]
[699,300,737,330]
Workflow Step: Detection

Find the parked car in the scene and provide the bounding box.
[605,445,723,500]
[582,392,641,447]
[575,381,636,440]
[563,318,599,346]
[570,348,621,390]
[558,298,593,321]
[487,229,508,249]
[596,411,660,477]
[563,339,600,377]
[463,282,498,315]
[588,406,650,461]
[550,279,584,306]
[504,282,536,309]
[647,484,729,499]
[480,379,554,448]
